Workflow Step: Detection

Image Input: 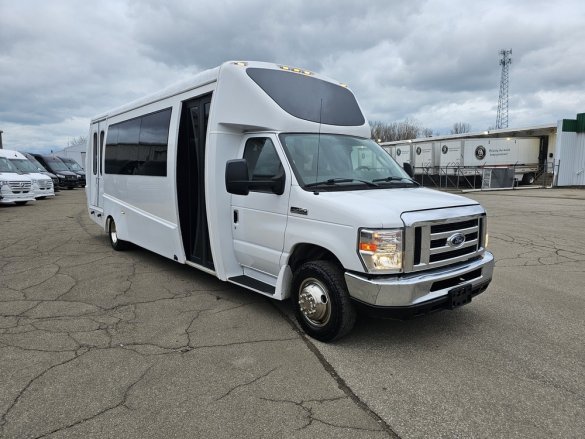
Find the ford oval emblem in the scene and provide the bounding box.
[447,233,466,248]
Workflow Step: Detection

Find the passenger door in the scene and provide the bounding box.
[177,94,214,270]
[231,135,291,278]
[89,123,105,209]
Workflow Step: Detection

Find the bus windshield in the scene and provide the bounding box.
[279,133,415,190]
[26,155,47,172]
[64,160,83,171]
[11,158,38,174]
[0,157,19,173]
[45,157,69,171]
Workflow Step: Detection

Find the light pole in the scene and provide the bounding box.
[0,130,3,149]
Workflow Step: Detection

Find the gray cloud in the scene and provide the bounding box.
[1,0,584,150]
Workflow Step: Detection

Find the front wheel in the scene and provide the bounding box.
[108,217,129,251]
[15,201,28,206]
[292,260,356,342]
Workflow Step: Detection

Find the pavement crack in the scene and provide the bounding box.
[215,367,278,401]
[33,365,154,438]
[0,352,79,433]
[270,302,401,438]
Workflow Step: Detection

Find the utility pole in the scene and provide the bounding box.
[0,130,3,149]
[496,49,512,129]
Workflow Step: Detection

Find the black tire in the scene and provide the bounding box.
[522,173,535,185]
[108,217,129,251]
[292,260,356,342]
[14,201,28,206]
[67,187,74,190]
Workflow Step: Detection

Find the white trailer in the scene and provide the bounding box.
[462,138,540,184]
[87,61,494,341]
[412,141,434,175]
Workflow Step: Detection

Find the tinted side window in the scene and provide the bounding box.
[243,138,282,188]
[104,108,171,176]
[92,132,98,175]
[246,68,365,126]
[138,110,170,176]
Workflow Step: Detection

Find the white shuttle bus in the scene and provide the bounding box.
[0,150,36,205]
[2,149,55,199]
[87,61,494,341]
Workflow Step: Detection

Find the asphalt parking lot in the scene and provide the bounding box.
[1,188,584,438]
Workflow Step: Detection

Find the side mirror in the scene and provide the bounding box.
[225,159,250,195]
[403,162,414,178]
[225,159,286,196]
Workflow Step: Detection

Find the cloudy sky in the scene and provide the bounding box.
[1,0,584,152]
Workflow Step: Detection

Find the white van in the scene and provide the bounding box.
[1,150,55,199]
[0,151,36,205]
[87,61,494,341]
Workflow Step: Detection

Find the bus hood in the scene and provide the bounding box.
[295,187,481,228]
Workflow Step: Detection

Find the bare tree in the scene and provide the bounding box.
[370,119,432,142]
[420,128,434,138]
[69,136,87,147]
[450,122,471,134]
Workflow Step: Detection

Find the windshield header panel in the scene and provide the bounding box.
[279,133,416,192]
[247,68,365,127]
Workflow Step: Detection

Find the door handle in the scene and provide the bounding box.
[233,209,239,223]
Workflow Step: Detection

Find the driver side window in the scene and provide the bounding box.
[243,138,283,188]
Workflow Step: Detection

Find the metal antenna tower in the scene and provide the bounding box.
[495,49,512,129]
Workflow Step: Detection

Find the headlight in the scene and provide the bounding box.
[358,228,403,273]
[32,179,38,185]
[0,180,8,187]
[57,174,65,178]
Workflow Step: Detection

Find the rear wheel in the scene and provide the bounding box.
[108,218,129,251]
[522,173,535,185]
[292,260,356,342]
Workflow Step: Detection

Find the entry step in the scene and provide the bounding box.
[228,275,275,295]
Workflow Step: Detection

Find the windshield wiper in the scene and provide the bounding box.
[305,178,379,188]
[372,176,419,186]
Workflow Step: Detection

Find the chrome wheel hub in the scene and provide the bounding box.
[298,278,331,326]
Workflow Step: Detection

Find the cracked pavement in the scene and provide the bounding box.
[1,188,584,438]
[309,188,585,438]
[0,192,389,438]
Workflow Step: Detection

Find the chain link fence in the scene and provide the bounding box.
[411,162,560,190]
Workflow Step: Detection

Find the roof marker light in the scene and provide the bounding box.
[233,61,248,67]
[279,65,313,75]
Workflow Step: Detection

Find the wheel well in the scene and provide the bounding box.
[287,243,343,273]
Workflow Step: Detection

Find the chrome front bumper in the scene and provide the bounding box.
[345,251,494,307]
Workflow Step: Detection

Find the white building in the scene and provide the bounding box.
[56,141,87,169]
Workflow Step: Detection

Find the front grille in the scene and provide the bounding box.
[8,181,32,192]
[406,213,486,272]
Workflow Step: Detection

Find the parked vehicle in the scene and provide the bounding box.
[22,153,59,191]
[1,150,54,199]
[0,155,35,205]
[31,154,78,189]
[87,61,494,341]
[58,156,86,187]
